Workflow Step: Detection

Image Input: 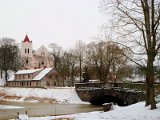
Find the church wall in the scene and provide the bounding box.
[20,35,54,69]
[21,42,32,57]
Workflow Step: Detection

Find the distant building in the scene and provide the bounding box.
[7,67,63,87]
[21,35,54,69]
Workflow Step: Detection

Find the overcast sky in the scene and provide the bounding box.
[0,0,106,50]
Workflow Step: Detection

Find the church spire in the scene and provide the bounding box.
[23,35,32,43]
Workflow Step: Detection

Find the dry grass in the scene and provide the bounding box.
[24,96,38,101]
[0,92,5,96]
[39,98,57,103]
[51,118,74,120]
[0,93,23,101]
[24,97,57,103]
[0,93,57,103]
[0,92,22,100]
[3,95,21,100]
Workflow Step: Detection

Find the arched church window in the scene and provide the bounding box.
[28,49,29,53]
[42,61,44,65]
[26,59,28,64]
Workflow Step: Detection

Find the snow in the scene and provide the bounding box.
[124,76,145,82]
[8,75,15,81]
[18,114,29,120]
[1,87,160,120]
[0,78,5,85]
[0,87,159,120]
[8,68,54,81]
[22,102,160,120]
[0,70,15,84]
[0,87,86,104]
[33,68,53,80]
[0,105,24,109]
[15,69,42,74]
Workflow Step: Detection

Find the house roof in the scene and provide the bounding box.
[33,45,49,56]
[15,69,42,75]
[23,35,31,43]
[9,68,55,81]
[33,68,53,80]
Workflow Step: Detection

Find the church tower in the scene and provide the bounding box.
[20,35,54,69]
[21,35,33,68]
[21,35,32,57]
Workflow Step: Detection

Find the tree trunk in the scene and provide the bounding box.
[80,58,82,82]
[1,70,2,79]
[4,70,8,83]
[145,76,150,106]
[150,0,156,110]
[145,53,156,109]
[150,79,156,109]
[100,51,103,81]
[71,66,74,86]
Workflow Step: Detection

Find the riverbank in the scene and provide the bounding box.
[0,87,87,104]
[22,102,160,120]
[0,101,101,120]
[1,87,160,120]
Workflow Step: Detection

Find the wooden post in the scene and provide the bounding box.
[17,112,19,119]
[25,110,27,115]
[103,103,113,112]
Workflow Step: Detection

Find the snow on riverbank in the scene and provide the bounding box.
[1,87,160,120]
[27,102,160,120]
[0,87,86,104]
[0,105,24,109]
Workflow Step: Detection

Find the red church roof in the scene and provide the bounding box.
[23,35,31,43]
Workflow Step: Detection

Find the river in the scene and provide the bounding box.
[0,101,103,120]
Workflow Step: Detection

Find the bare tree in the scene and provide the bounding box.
[86,41,129,82]
[49,43,62,69]
[86,42,101,80]
[60,50,78,86]
[0,38,19,82]
[101,0,160,109]
[69,50,78,86]
[75,40,86,82]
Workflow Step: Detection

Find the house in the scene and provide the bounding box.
[7,67,63,88]
[21,35,54,69]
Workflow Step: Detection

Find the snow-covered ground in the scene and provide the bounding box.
[0,87,160,120]
[0,105,24,109]
[0,79,5,86]
[0,87,86,104]
[0,70,15,86]
[15,102,160,120]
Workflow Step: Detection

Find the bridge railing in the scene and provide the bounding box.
[75,81,160,95]
[108,81,160,95]
[75,82,105,89]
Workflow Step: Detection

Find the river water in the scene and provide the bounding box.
[0,101,103,120]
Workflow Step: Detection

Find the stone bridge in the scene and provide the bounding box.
[75,82,146,106]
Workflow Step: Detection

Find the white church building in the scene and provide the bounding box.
[5,35,65,88]
[20,35,54,69]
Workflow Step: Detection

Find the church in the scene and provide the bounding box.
[6,35,65,88]
[20,35,54,69]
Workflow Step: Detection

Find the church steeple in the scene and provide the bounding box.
[21,35,33,57]
[21,35,33,69]
[23,35,32,43]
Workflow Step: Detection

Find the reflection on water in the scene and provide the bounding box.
[0,100,103,120]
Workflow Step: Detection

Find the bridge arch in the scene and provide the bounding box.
[75,83,146,106]
[90,95,128,106]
